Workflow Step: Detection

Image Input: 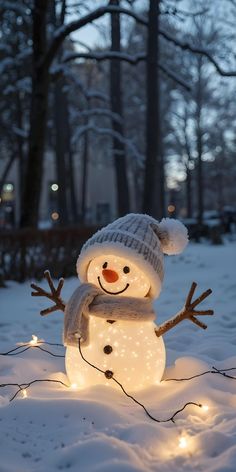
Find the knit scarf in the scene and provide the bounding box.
[64,283,155,347]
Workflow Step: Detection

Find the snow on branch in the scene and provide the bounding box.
[1,1,31,16]
[62,51,146,65]
[43,5,147,69]
[69,75,108,103]
[12,126,28,139]
[73,123,143,162]
[159,29,236,77]
[62,52,190,90]
[161,5,209,19]
[73,108,123,124]
[50,65,109,102]
[86,90,109,102]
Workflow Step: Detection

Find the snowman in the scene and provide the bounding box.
[32,213,213,392]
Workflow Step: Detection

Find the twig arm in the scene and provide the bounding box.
[155,282,213,337]
[31,270,66,316]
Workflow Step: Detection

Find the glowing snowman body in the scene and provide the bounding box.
[65,255,166,391]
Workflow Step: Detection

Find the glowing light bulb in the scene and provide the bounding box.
[22,389,28,398]
[70,383,78,390]
[51,183,59,192]
[202,404,209,412]
[179,436,188,449]
[51,211,59,221]
[29,334,38,345]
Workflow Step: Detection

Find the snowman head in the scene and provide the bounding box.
[87,254,151,297]
[77,213,188,299]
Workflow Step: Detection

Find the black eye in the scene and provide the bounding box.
[123,266,130,274]
[103,262,108,269]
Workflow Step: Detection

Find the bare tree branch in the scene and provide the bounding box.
[73,123,143,161]
[62,52,191,90]
[0,153,15,196]
[158,63,191,91]
[73,107,123,124]
[43,5,147,69]
[159,29,236,77]
[62,50,146,65]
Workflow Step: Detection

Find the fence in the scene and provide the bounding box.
[0,226,98,283]
[0,220,229,285]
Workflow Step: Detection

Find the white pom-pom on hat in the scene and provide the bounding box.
[154,218,189,255]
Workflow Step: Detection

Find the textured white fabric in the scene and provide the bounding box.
[64,282,155,347]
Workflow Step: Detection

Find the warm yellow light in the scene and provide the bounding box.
[29,334,38,345]
[179,436,188,449]
[168,204,175,213]
[51,211,59,221]
[22,389,28,398]
[51,183,59,191]
[202,404,209,412]
[66,318,166,392]
[87,254,151,298]
[66,254,165,391]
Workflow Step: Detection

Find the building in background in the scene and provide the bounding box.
[0,146,118,229]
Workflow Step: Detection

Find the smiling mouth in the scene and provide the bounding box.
[98,276,129,295]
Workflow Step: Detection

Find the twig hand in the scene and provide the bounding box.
[155,282,214,337]
[31,270,65,316]
[183,282,213,329]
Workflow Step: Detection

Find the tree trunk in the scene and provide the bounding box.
[143,0,163,219]
[110,0,130,216]
[0,153,15,196]
[186,165,192,218]
[15,91,25,206]
[81,125,89,222]
[66,111,78,223]
[20,0,49,228]
[81,70,92,224]
[51,0,76,225]
[196,62,204,226]
[53,77,69,225]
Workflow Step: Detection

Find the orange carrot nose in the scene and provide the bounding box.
[102,269,119,283]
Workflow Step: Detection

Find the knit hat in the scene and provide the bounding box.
[77,213,188,298]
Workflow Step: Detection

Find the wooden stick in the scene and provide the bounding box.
[188,310,214,316]
[191,288,212,309]
[31,271,66,315]
[185,281,197,307]
[190,317,207,330]
[155,282,213,337]
[41,305,61,316]
[44,270,56,295]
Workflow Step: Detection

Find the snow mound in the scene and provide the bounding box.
[0,241,236,471]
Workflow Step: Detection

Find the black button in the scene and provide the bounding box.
[103,345,113,354]
[106,320,116,324]
[104,370,113,379]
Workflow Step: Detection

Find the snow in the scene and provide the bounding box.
[0,240,236,471]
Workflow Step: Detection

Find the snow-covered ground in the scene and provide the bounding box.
[0,240,236,472]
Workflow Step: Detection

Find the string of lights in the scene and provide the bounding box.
[164,366,236,382]
[1,337,235,382]
[0,337,65,358]
[1,335,234,427]
[76,336,203,423]
[1,379,70,402]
